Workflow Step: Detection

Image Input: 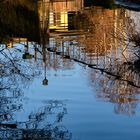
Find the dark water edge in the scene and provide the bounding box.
[115,0,140,11]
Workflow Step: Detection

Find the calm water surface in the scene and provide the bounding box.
[0,1,140,140]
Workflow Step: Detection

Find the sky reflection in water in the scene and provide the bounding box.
[0,0,140,140]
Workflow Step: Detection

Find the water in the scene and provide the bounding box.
[0,0,140,139]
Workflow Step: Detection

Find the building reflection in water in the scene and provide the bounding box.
[0,1,73,139]
[37,0,140,116]
[38,0,83,31]
[38,0,131,66]
[0,3,140,135]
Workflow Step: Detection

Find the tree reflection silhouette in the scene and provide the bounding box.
[88,62,140,116]
[78,7,140,116]
[0,0,74,128]
[0,45,71,139]
[0,1,73,139]
[0,100,71,139]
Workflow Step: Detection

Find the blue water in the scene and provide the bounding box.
[16,56,140,140]
[1,2,140,139]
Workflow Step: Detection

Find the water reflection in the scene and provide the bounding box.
[1,0,140,111]
[0,1,71,138]
[0,99,71,139]
[37,0,140,116]
[1,1,140,139]
[43,4,140,86]
[0,40,72,139]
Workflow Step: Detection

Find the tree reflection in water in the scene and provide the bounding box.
[87,19,140,115]
[0,1,73,139]
[0,45,71,139]
[88,61,140,116]
[1,2,140,139]
[0,99,71,139]
[0,44,40,93]
[75,7,140,116]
